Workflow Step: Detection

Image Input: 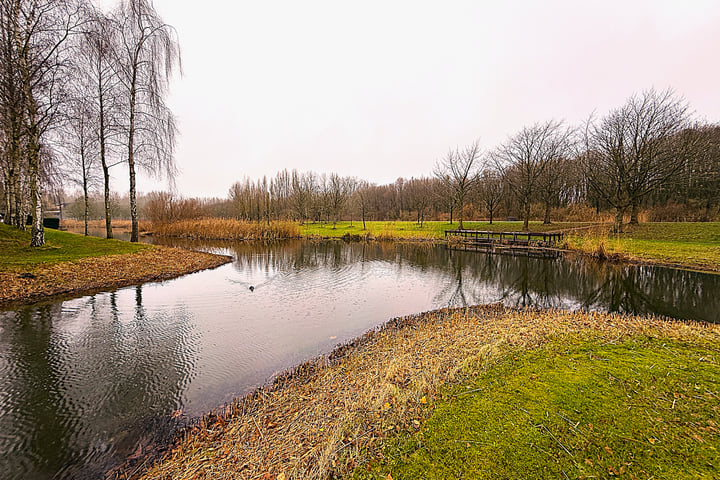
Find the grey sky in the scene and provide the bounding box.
[122,0,720,197]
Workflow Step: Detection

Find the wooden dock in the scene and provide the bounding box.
[444,229,564,258]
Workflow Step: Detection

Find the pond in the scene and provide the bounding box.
[1,239,718,479]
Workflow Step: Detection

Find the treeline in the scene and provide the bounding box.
[142,89,720,232]
[0,0,179,244]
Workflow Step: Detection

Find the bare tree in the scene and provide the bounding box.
[352,179,372,230]
[113,0,180,242]
[0,0,25,228]
[326,173,353,228]
[434,139,481,230]
[405,176,433,227]
[61,93,99,235]
[582,88,693,231]
[536,154,573,224]
[80,9,122,239]
[494,120,573,230]
[0,0,85,246]
[477,168,503,224]
[290,169,316,223]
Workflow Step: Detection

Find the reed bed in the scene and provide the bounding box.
[61,218,152,233]
[152,219,301,241]
[118,305,719,480]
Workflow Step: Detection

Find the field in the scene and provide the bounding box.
[301,220,590,240]
[0,222,148,269]
[566,222,720,272]
[357,333,720,479]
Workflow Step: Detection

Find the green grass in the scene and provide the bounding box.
[354,334,720,480]
[567,222,720,271]
[0,223,149,269]
[301,221,590,239]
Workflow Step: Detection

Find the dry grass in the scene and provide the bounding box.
[118,305,719,480]
[61,219,152,233]
[0,246,231,307]
[152,219,301,241]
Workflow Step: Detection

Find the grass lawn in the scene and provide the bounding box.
[0,223,149,270]
[567,222,720,272]
[355,333,720,480]
[301,221,591,240]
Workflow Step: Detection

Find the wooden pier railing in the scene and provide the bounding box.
[444,229,563,245]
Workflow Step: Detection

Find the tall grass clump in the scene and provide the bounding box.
[152,218,301,241]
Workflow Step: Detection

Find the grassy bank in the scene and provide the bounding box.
[124,305,719,480]
[0,223,231,307]
[566,222,720,272]
[357,334,720,479]
[1,223,149,268]
[301,220,589,240]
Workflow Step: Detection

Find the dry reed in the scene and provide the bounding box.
[152,219,301,241]
[61,219,152,233]
[117,305,719,480]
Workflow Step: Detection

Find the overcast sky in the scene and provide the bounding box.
[110,0,720,198]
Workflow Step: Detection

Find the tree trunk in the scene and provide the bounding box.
[24,75,44,245]
[10,138,23,229]
[99,78,113,239]
[128,70,138,243]
[629,201,639,225]
[129,150,138,242]
[457,198,464,230]
[613,207,625,233]
[83,174,89,237]
[543,201,551,225]
[488,207,493,225]
[449,204,453,225]
[28,135,44,247]
[2,176,10,222]
[361,204,366,230]
[81,143,89,236]
[523,201,530,231]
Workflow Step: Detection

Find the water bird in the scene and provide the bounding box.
[249,286,255,292]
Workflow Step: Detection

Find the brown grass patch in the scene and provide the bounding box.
[0,247,231,307]
[117,305,718,480]
[61,219,152,233]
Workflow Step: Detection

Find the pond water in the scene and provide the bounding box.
[1,239,718,479]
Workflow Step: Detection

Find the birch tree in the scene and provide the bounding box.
[80,10,121,239]
[114,0,180,242]
[0,0,84,245]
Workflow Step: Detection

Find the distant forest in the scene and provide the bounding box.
[78,89,720,233]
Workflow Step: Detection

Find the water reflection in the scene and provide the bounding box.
[158,238,720,321]
[0,287,196,480]
[0,239,718,480]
